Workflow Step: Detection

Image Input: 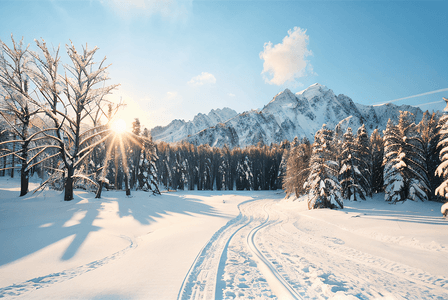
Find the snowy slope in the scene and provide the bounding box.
[180,193,448,300]
[2,179,447,299]
[182,83,423,148]
[0,178,250,299]
[151,107,238,143]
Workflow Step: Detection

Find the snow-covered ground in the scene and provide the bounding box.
[1,178,447,299]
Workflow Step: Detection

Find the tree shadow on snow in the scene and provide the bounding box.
[0,184,229,268]
[343,200,448,226]
[114,191,234,226]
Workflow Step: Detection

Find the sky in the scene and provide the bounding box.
[0,0,447,130]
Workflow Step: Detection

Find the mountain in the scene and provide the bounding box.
[152,83,424,148]
[151,107,238,143]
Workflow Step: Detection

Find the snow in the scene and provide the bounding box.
[1,178,448,299]
[151,107,238,143]
[296,83,330,100]
[169,83,424,148]
[442,202,448,216]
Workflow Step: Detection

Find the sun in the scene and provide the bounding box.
[112,119,127,134]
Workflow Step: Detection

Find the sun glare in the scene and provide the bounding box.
[112,119,127,134]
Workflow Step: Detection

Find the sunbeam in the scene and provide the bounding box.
[112,119,127,134]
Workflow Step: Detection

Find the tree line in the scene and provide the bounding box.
[2,36,448,210]
[155,141,285,191]
[283,110,447,209]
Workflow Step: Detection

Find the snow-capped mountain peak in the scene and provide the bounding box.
[152,83,424,148]
[265,88,298,110]
[296,83,330,100]
[151,107,238,143]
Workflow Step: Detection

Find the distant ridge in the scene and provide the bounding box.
[151,107,238,143]
[152,83,424,148]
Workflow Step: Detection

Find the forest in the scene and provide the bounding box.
[1,36,448,210]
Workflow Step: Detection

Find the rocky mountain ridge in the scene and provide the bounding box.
[151,83,424,148]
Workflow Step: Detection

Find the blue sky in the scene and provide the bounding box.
[1,0,447,130]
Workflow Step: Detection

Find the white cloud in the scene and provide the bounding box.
[259,27,313,86]
[228,93,235,97]
[188,72,217,86]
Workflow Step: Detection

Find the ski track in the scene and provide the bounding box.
[0,235,137,299]
[245,202,303,300]
[177,199,256,300]
[181,197,448,300]
[4,196,446,299]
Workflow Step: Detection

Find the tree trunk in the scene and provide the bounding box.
[2,155,5,176]
[125,173,131,196]
[114,146,119,190]
[11,138,15,178]
[95,180,103,198]
[20,166,29,196]
[19,142,29,196]
[65,166,74,201]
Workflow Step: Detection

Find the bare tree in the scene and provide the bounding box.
[31,40,119,200]
[0,35,47,196]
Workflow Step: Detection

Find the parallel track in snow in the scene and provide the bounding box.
[179,197,304,300]
[177,199,256,300]
[245,202,303,300]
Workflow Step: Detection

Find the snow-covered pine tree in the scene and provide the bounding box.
[339,127,366,201]
[218,145,232,190]
[129,118,142,189]
[230,147,242,190]
[383,119,406,203]
[266,144,284,190]
[399,111,429,202]
[136,128,160,195]
[307,124,343,209]
[356,124,372,197]
[383,112,429,203]
[370,129,384,193]
[419,111,442,201]
[252,145,266,190]
[236,152,253,190]
[435,98,448,200]
[177,142,195,190]
[197,144,213,190]
[211,147,221,190]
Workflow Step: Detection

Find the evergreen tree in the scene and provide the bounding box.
[339,127,366,201]
[400,112,429,202]
[356,124,372,197]
[130,118,142,189]
[236,152,253,190]
[383,119,407,203]
[383,112,429,203]
[435,98,448,199]
[370,129,384,193]
[419,111,443,201]
[218,145,232,190]
[267,144,284,190]
[137,128,160,194]
[307,125,343,209]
